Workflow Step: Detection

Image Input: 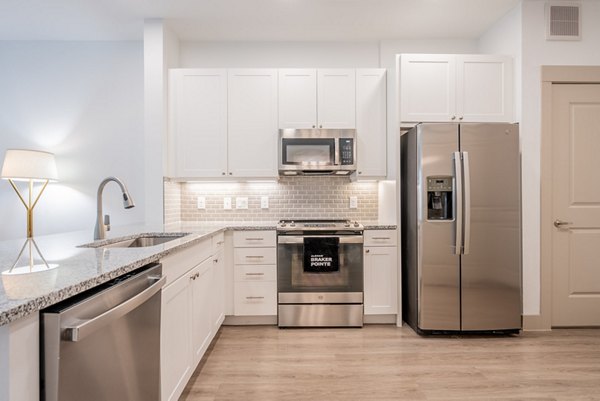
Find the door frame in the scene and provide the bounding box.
[529,66,600,330]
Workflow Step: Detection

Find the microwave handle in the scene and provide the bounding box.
[334,139,340,166]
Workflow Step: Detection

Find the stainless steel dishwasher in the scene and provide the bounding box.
[41,263,165,401]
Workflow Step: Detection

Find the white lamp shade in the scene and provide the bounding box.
[1,149,58,181]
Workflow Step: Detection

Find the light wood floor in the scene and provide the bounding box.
[180,325,600,401]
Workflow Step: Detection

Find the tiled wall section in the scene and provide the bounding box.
[164,180,181,225]
[164,177,379,222]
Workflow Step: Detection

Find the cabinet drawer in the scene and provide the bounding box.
[234,265,277,282]
[212,232,225,253]
[234,247,276,265]
[234,282,277,316]
[161,238,212,286]
[364,230,397,247]
[233,230,276,247]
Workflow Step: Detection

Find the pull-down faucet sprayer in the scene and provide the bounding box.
[94,176,135,240]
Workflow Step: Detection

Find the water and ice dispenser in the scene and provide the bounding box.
[426,176,453,220]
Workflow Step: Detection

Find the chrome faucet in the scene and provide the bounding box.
[94,176,135,240]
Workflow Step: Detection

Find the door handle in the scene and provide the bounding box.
[554,219,572,228]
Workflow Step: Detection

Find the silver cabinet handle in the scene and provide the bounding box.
[62,276,166,342]
[246,296,265,300]
[554,219,573,228]
[245,272,265,276]
[245,255,264,259]
[453,152,463,255]
[245,238,264,241]
[371,237,391,240]
[365,249,370,253]
[462,151,471,255]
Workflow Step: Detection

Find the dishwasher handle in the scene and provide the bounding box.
[62,275,166,342]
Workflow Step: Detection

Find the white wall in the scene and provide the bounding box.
[520,0,600,315]
[0,42,145,241]
[477,0,600,316]
[144,20,181,227]
[179,41,380,68]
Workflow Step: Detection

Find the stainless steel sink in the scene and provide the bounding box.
[80,233,188,249]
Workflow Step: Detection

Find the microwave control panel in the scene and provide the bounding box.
[340,139,354,165]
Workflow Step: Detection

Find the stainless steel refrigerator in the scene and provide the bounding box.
[401,123,521,334]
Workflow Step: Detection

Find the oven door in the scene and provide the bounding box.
[277,234,363,302]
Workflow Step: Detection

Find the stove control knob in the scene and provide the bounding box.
[353,222,360,227]
[290,221,296,227]
[344,223,350,227]
[281,223,286,227]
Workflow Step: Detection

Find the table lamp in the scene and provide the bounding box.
[1,149,58,272]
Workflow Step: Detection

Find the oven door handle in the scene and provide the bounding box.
[278,235,364,244]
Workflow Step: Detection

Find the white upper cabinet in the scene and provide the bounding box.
[278,69,317,129]
[168,69,228,178]
[317,69,356,128]
[356,69,387,178]
[278,69,356,129]
[456,55,513,122]
[227,69,278,178]
[400,54,513,123]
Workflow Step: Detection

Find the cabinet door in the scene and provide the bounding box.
[161,273,192,401]
[356,69,387,177]
[317,69,356,128]
[278,69,317,129]
[211,249,226,333]
[227,69,278,177]
[364,246,398,315]
[400,54,456,122]
[169,69,228,177]
[190,258,213,366]
[456,55,513,122]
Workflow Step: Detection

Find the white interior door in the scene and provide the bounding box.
[551,83,600,327]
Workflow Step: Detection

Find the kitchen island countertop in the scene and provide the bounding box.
[0,221,277,326]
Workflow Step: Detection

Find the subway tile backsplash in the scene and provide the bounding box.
[164,177,378,223]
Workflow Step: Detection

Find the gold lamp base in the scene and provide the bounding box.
[8,178,49,239]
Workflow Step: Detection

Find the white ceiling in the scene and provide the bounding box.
[0,0,521,41]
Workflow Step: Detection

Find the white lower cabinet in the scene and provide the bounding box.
[233,231,277,316]
[160,235,226,401]
[0,313,39,401]
[211,248,226,332]
[363,230,398,316]
[191,258,214,366]
[161,271,192,401]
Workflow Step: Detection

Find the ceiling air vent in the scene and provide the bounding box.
[546,2,581,40]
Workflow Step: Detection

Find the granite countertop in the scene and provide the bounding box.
[0,221,277,327]
[0,219,393,326]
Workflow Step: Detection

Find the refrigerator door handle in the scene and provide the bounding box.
[453,151,463,255]
[462,151,471,255]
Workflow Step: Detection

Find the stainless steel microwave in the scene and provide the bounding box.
[278,129,357,176]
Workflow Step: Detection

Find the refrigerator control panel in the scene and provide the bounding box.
[427,176,453,221]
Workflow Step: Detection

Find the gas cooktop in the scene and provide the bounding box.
[277,219,363,232]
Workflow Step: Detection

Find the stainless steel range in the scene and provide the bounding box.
[277,219,364,327]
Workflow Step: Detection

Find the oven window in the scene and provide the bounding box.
[282,138,334,165]
[277,239,363,293]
